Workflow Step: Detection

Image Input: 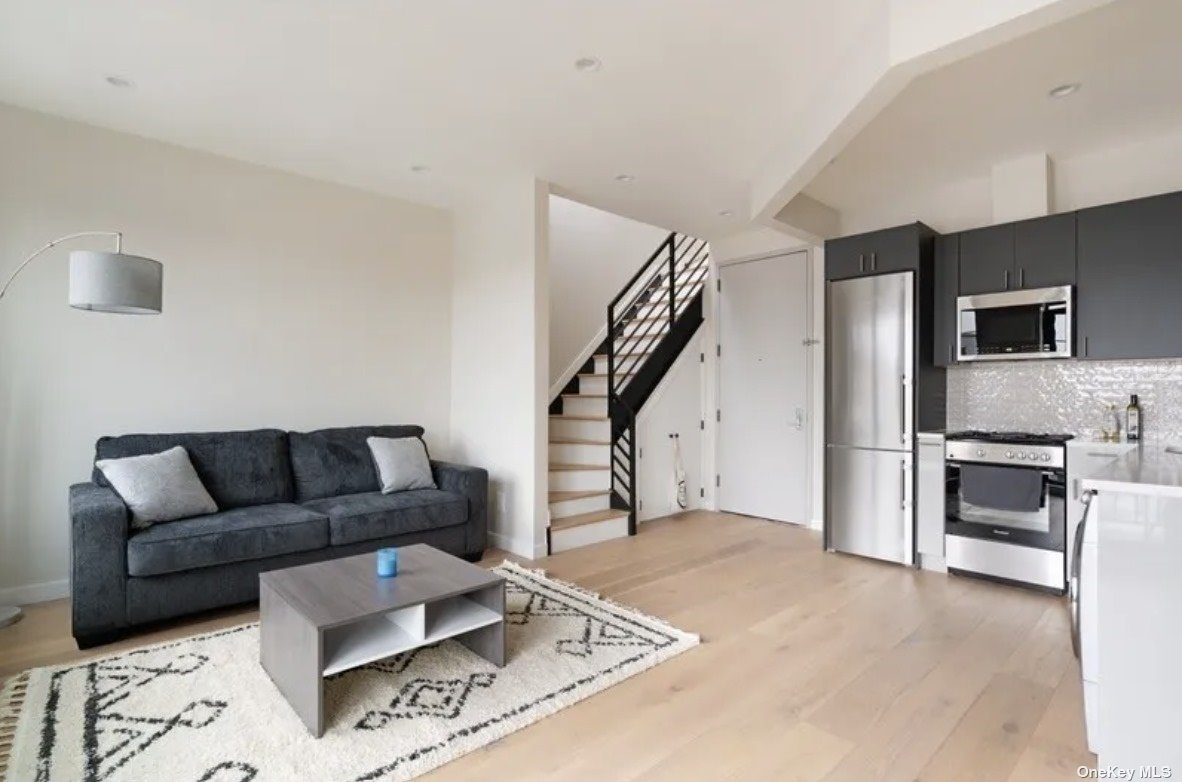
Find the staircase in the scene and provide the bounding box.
[547,232,710,553]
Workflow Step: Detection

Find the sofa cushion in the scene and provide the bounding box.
[94,429,294,509]
[289,425,426,502]
[126,503,329,577]
[303,489,466,547]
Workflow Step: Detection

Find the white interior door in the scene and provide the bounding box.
[718,252,810,523]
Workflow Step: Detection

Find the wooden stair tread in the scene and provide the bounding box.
[549,489,610,504]
[562,393,607,399]
[549,414,609,421]
[578,373,634,379]
[550,509,629,532]
[549,437,611,445]
[549,462,610,472]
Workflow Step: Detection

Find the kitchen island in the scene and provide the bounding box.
[1078,447,1182,772]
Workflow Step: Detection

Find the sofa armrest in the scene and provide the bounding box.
[69,482,130,642]
[431,461,488,555]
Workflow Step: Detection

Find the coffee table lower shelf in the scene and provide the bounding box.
[323,596,502,676]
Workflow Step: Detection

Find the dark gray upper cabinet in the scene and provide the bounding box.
[824,234,869,280]
[959,215,1077,295]
[933,234,960,367]
[959,224,1014,295]
[1014,213,1076,290]
[825,223,923,280]
[1077,191,1182,360]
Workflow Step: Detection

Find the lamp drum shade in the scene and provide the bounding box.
[68,250,162,314]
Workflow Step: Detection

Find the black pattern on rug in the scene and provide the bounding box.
[16,566,692,782]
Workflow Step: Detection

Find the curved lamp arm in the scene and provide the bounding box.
[0,231,122,302]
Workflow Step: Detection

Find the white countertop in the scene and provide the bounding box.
[1080,446,1182,499]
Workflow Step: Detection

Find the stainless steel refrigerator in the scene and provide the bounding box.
[826,271,916,565]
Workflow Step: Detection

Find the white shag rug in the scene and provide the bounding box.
[0,562,698,782]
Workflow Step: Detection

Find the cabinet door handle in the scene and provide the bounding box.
[948,344,954,364]
[870,252,877,271]
[1004,269,1010,289]
[859,253,865,273]
[1070,490,1096,659]
[1019,268,1025,288]
[1084,336,1089,357]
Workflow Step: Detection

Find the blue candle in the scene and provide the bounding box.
[376,548,399,578]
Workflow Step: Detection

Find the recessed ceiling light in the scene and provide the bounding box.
[615,174,634,183]
[410,164,430,173]
[574,57,602,73]
[105,75,134,89]
[1048,82,1081,99]
[718,210,734,218]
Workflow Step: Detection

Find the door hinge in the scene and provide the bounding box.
[699,487,705,499]
[699,419,705,431]
[716,475,721,488]
[716,344,721,358]
[699,352,704,363]
[639,499,644,511]
[716,409,721,423]
[716,278,721,293]
[639,447,643,459]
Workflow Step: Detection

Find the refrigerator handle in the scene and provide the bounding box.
[899,374,910,445]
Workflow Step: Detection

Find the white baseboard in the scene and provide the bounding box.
[488,531,537,561]
[0,578,68,606]
[809,517,823,531]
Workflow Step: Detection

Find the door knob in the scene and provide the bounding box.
[793,408,805,430]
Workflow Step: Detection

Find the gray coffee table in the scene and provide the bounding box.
[259,544,505,737]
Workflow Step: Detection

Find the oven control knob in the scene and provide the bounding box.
[976,448,986,457]
[1017,452,1027,460]
[1004,450,1014,458]
[1028,451,1040,460]
[1041,453,1052,462]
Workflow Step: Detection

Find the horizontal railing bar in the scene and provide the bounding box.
[609,233,676,311]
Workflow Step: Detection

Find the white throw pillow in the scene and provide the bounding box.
[367,436,436,493]
[96,446,218,528]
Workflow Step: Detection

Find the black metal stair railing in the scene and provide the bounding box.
[605,232,710,534]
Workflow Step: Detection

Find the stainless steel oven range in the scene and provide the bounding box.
[944,431,1071,593]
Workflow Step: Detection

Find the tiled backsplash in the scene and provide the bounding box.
[947,359,1182,444]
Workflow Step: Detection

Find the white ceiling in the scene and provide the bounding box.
[803,0,1182,232]
[0,0,882,237]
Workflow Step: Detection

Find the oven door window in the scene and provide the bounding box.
[945,463,1066,551]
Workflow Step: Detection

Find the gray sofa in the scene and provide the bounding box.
[69,425,487,648]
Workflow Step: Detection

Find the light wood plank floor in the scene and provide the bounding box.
[0,511,1095,781]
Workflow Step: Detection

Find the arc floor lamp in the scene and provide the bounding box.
[0,231,163,628]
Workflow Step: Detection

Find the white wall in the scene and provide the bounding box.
[548,196,667,390]
[0,104,454,604]
[450,177,548,559]
[636,334,704,521]
[839,126,1182,234]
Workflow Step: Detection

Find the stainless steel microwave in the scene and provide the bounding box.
[957,285,1073,362]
